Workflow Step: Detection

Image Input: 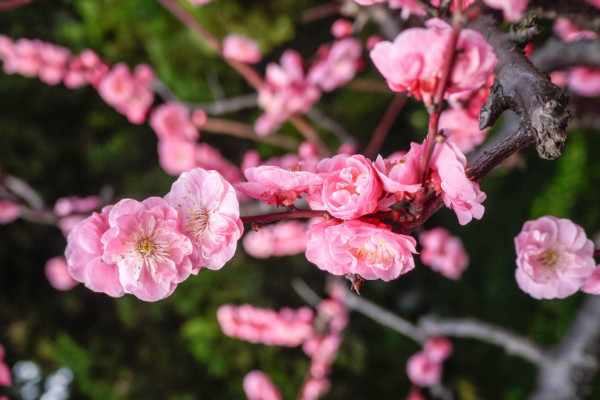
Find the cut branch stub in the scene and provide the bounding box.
[472,14,570,160]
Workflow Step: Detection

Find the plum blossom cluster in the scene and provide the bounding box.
[65,168,243,301]
[406,337,453,389]
[255,37,362,136]
[234,285,349,400]
[239,138,484,282]
[370,18,497,106]
[419,227,469,280]
[514,215,597,299]
[0,36,155,124]
[550,19,600,98]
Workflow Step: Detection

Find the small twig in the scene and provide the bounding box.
[240,209,330,225]
[530,39,600,72]
[363,93,408,160]
[345,79,392,93]
[202,118,300,151]
[300,2,340,24]
[291,279,323,308]
[198,94,258,115]
[3,175,45,210]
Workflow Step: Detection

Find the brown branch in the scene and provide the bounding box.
[470,14,570,160]
[202,118,300,151]
[530,39,600,72]
[529,296,600,400]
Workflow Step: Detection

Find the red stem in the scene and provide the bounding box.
[594,249,600,257]
[0,0,33,11]
[241,210,330,225]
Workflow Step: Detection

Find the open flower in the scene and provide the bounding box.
[419,227,469,280]
[102,197,193,301]
[515,216,596,299]
[305,219,417,281]
[165,167,243,271]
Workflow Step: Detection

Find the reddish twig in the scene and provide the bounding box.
[300,2,340,23]
[241,209,331,225]
[0,0,34,11]
[363,93,408,160]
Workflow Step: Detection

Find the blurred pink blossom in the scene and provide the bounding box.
[150,102,198,142]
[553,18,597,42]
[331,19,353,38]
[217,304,314,346]
[439,108,488,153]
[102,197,193,301]
[0,200,20,224]
[256,50,320,136]
[299,378,330,400]
[222,35,262,64]
[582,266,600,294]
[165,168,243,271]
[195,143,242,184]
[45,256,79,291]
[305,219,417,281]
[515,216,596,299]
[243,371,282,400]
[0,344,11,387]
[406,351,442,387]
[243,220,310,258]
[58,215,86,237]
[158,139,197,176]
[370,19,497,105]
[307,38,362,92]
[586,0,600,8]
[482,0,528,22]
[97,63,154,124]
[423,337,453,363]
[567,67,600,98]
[54,195,100,217]
[419,227,469,280]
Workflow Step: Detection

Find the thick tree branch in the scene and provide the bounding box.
[469,14,570,160]
[529,296,600,400]
[530,39,600,72]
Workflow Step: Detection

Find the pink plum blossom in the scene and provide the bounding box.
[0,344,10,387]
[373,149,421,202]
[428,140,486,225]
[331,19,353,38]
[439,108,488,153]
[406,388,426,400]
[222,35,262,64]
[406,351,442,387]
[45,256,79,291]
[553,18,597,42]
[150,102,199,142]
[54,195,100,217]
[370,19,497,105]
[158,139,197,176]
[482,0,528,22]
[164,168,243,271]
[299,378,330,400]
[305,219,417,281]
[582,266,600,295]
[97,63,154,124]
[191,109,207,127]
[217,304,314,347]
[419,227,469,280]
[243,220,310,259]
[237,165,323,207]
[0,200,20,224]
[256,50,320,136]
[307,38,362,92]
[306,154,382,219]
[66,206,125,298]
[58,215,86,237]
[102,197,193,302]
[567,67,600,98]
[515,216,596,299]
[424,337,453,363]
[586,0,600,8]
[243,371,282,400]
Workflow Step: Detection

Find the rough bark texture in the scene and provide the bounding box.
[470,14,570,160]
[531,39,600,72]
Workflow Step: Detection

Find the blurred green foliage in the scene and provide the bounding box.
[0,1,599,399]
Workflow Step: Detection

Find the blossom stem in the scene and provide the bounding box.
[363,93,408,160]
[241,209,331,225]
[202,118,300,151]
[0,0,34,11]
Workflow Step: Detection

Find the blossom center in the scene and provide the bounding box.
[187,205,210,239]
[129,231,171,277]
[537,244,565,269]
